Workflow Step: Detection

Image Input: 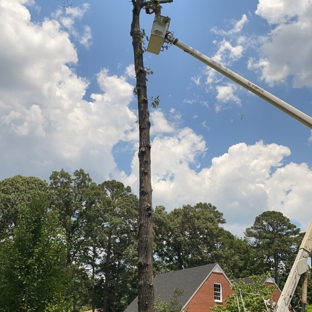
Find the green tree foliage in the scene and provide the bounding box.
[49,169,95,266]
[208,230,255,279]
[79,181,108,312]
[154,288,184,312]
[2,170,308,311]
[48,171,139,312]
[49,169,99,312]
[0,175,49,239]
[154,203,226,271]
[245,211,300,285]
[0,194,71,312]
[98,180,139,312]
[306,305,312,312]
[153,203,256,279]
[211,274,277,312]
[308,267,312,305]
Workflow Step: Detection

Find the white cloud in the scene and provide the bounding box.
[151,110,175,135]
[183,99,196,105]
[191,75,201,86]
[201,121,210,130]
[54,3,92,49]
[152,128,206,173]
[125,64,136,79]
[123,138,312,236]
[205,68,221,86]
[169,108,182,121]
[65,3,90,18]
[215,83,241,112]
[211,14,249,36]
[0,0,136,181]
[232,15,249,33]
[80,25,92,49]
[255,0,308,25]
[249,54,301,87]
[203,18,246,111]
[6,105,46,137]
[96,69,134,105]
[252,0,312,87]
[212,39,244,66]
[205,20,246,86]
[265,162,312,231]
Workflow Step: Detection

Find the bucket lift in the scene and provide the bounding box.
[147,15,170,55]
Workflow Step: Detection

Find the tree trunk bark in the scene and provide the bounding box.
[103,235,112,312]
[130,1,154,312]
[274,251,279,285]
[92,245,96,312]
[112,256,121,312]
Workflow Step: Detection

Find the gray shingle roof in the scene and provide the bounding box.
[232,277,276,285]
[124,263,218,312]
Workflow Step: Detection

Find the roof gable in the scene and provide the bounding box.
[182,263,231,309]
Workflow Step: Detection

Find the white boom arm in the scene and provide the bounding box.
[164,33,312,129]
[274,221,312,312]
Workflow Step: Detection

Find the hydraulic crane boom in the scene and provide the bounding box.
[274,221,312,312]
[146,15,312,129]
[165,34,312,129]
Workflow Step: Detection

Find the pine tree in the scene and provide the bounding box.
[245,211,300,285]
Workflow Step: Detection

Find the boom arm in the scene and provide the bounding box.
[274,221,312,312]
[165,33,312,129]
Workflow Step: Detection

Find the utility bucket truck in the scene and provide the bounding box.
[146,13,312,312]
[146,15,312,129]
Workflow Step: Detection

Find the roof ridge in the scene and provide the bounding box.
[155,262,218,277]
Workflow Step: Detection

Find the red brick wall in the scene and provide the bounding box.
[265,282,281,303]
[184,272,234,312]
[182,274,281,312]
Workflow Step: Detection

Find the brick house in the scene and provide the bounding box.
[124,263,233,312]
[124,263,281,312]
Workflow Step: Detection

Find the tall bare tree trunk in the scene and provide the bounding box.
[130,1,154,312]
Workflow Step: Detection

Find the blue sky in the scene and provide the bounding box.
[1,0,312,236]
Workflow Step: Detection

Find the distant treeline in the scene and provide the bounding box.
[0,169,309,311]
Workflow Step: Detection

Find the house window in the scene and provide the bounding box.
[214,283,222,302]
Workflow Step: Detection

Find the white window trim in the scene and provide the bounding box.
[214,283,222,302]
